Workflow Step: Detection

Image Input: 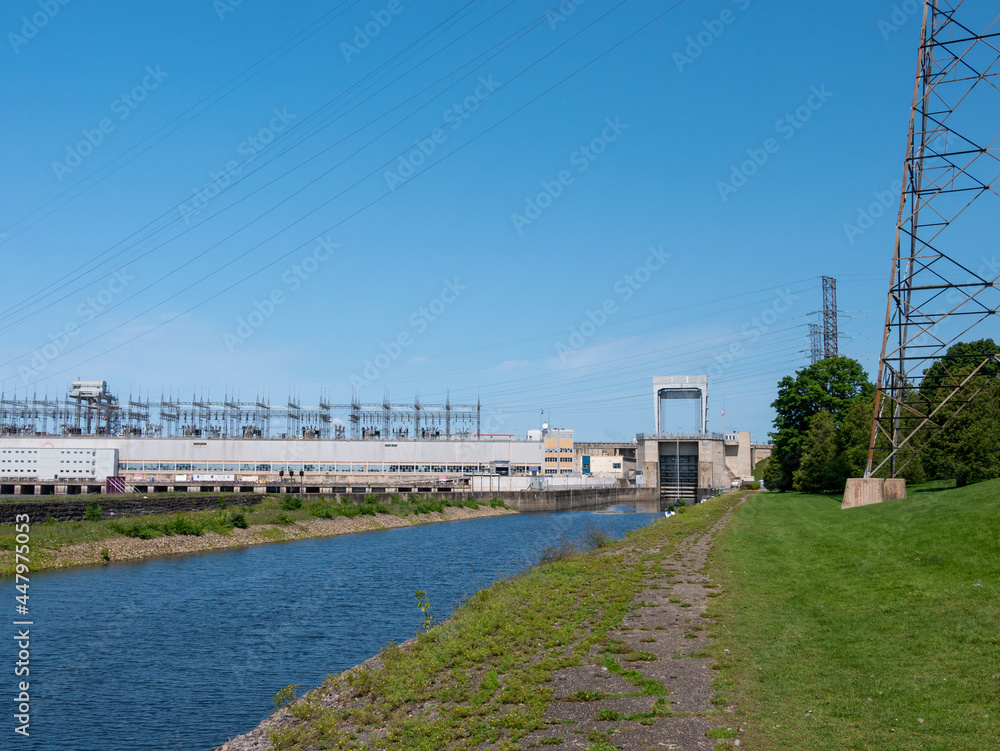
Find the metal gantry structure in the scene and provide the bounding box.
[867,0,1000,477]
[0,383,482,440]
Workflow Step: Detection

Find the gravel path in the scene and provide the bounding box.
[517,503,742,749]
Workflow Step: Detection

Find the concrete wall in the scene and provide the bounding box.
[0,494,264,524]
[493,487,657,512]
[751,444,773,471]
[723,432,752,479]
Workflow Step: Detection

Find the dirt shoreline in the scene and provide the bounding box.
[3,505,516,574]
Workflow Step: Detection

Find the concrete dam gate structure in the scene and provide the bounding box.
[642,377,769,503]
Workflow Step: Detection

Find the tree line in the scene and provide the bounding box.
[760,340,1000,492]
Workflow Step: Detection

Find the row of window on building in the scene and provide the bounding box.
[121,462,537,474]
[2,459,94,464]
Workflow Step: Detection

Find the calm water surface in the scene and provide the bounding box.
[19,506,659,751]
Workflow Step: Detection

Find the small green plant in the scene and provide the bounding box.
[100,547,110,562]
[274,513,294,525]
[43,516,56,525]
[83,502,102,521]
[161,514,203,536]
[538,538,579,564]
[363,493,378,503]
[582,524,613,550]
[273,683,299,708]
[230,510,249,529]
[281,494,302,511]
[565,690,605,702]
[415,589,436,631]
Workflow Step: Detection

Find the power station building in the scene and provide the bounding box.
[0,378,769,499]
[0,434,544,494]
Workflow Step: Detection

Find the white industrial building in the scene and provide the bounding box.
[0,435,542,490]
[0,447,119,481]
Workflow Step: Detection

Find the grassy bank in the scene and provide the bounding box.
[242,492,748,751]
[0,494,507,576]
[708,480,1000,750]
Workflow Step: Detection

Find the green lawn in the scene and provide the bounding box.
[709,480,1000,750]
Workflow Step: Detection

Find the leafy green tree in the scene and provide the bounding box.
[918,339,1000,483]
[919,339,1000,395]
[768,357,874,491]
[792,412,840,493]
[834,397,872,481]
[829,394,927,485]
[761,454,783,491]
[752,455,770,481]
[929,379,1000,486]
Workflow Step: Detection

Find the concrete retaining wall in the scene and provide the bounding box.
[0,494,264,524]
[481,486,658,512]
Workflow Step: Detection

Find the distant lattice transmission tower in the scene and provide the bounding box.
[808,322,824,365]
[822,276,839,359]
[867,0,1000,478]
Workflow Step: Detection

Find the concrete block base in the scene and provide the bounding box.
[842,477,907,509]
[883,478,907,500]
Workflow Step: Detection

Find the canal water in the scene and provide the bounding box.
[19,506,660,751]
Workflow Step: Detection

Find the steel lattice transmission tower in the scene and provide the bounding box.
[822,276,839,359]
[808,322,824,365]
[867,0,1000,478]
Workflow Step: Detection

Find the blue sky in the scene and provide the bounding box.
[1,0,942,442]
